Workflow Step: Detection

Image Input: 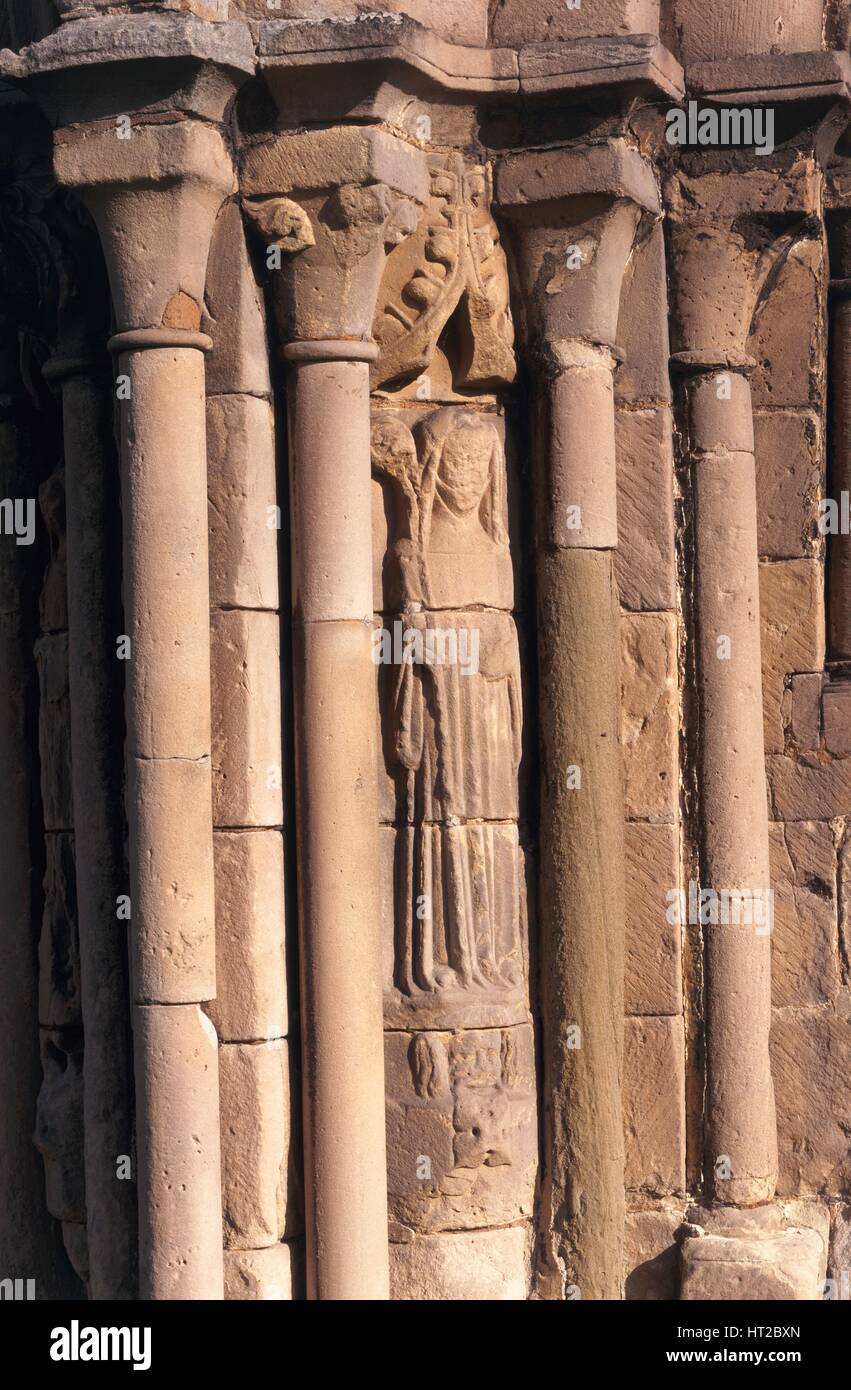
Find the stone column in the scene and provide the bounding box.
[0,319,77,1298]
[667,169,824,1297]
[677,366,777,1208]
[242,126,428,1300]
[54,117,235,1299]
[829,217,851,660]
[497,141,658,1300]
[665,204,785,1213]
[43,345,137,1300]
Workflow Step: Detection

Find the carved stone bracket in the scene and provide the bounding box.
[372,156,516,392]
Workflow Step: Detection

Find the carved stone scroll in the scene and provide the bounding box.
[372,157,516,393]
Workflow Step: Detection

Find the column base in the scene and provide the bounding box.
[679,1203,828,1300]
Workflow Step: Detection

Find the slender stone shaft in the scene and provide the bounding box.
[286,341,388,1300]
[241,122,427,1299]
[55,116,236,1297]
[664,178,794,1212]
[536,344,626,1299]
[113,332,223,1296]
[829,275,851,659]
[497,142,657,1298]
[683,364,776,1204]
[47,356,137,1298]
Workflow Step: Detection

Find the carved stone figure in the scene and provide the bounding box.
[385,1025,537,1232]
[373,408,526,1031]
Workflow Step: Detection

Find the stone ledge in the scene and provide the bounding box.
[1,11,684,105]
[519,34,683,101]
[259,13,518,90]
[0,13,256,79]
[689,49,851,106]
[261,19,684,101]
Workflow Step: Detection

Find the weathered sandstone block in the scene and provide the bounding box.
[389,1225,531,1301]
[616,221,672,407]
[828,1204,851,1286]
[207,395,279,612]
[624,1208,684,1300]
[680,1227,824,1301]
[211,608,284,828]
[208,830,288,1044]
[219,1039,292,1250]
[823,681,851,756]
[624,822,682,1017]
[769,822,839,1008]
[621,611,679,822]
[385,1023,536,1232]
[754,412,821,560]
[492,0,660,46]
[749,238,824,412]
[670,0,825,65]
[760,559,825,755]
[768,753,851,820]
[236,0,488,47]
[623,1016,686,1197]
[772,1011,851,1197]
[204,198,272,398]
[782,672,822,751]
[615,407,677,613]
[223,1242,298,1301]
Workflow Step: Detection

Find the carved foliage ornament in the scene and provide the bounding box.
[241,183,420,261]
[372,156,516,392]
[242,181,422,340]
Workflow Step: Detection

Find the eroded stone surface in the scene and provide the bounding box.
[769,822,839,1008]
[760,560,825,756]
[385,1024,536,1232]
[772,1011,851,1197]
[223,1242,299,1301]
[681,1227,824,1301]
[219,1039,293,1249]
[624,822,682,1017]
[621,611,679,822]
[624,1017,686,1197]
[389,1225,531,1300]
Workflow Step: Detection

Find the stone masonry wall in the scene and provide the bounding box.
[0,0,848,1303]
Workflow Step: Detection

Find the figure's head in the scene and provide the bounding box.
[437,417,496,514]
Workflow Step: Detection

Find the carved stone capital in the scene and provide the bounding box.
[2,15,254,127]
[665,163,821,363]
[241,126,429,344]
[495,139,658,351]
[54,118,235,333]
